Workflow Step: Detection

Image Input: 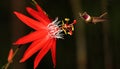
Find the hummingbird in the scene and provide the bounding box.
[79,12,108,24]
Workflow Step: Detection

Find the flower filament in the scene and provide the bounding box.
[47,18,63,39]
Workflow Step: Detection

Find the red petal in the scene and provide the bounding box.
[51,39,56,68]
[14,30,47,45]
[14,11,45,30]
[36,4,51,24]
[26,7,50,25]
[8,49,14,62]
[36,4,50,21]
[36,4,44,14]
[20,37,49,62]
[34,39,54,69]
[23,40,42,56]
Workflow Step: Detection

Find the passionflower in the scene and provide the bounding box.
[13,1,63,69]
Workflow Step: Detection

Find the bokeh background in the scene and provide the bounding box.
[0,0,120,69]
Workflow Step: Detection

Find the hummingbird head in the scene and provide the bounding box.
[80,12,92,22]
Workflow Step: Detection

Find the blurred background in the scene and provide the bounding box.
[0,0,120,69]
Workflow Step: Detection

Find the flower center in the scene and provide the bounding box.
[47,18,63,39]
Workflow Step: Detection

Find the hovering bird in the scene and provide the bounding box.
[79,12,107,24]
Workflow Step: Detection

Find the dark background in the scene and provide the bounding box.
[0,0,120,69]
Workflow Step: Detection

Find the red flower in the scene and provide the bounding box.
[13,2,63,69]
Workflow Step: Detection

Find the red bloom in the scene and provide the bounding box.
[8,49,14,62]
[13,3,63,69]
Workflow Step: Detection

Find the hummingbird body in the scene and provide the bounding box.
[79,12,107,24]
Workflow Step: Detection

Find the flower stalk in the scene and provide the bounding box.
[2,45,21,69]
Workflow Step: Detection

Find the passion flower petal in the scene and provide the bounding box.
[26,7,49,25]
[14,11,45,30]
[14,30,47,45]
[34,39,54,69]
[51,39,56,68]
[20,37,49,62]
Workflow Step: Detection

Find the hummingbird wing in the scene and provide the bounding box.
[99,12,108,18]
[92,17,107,24]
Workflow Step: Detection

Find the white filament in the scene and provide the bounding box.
[47,18,63,39]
